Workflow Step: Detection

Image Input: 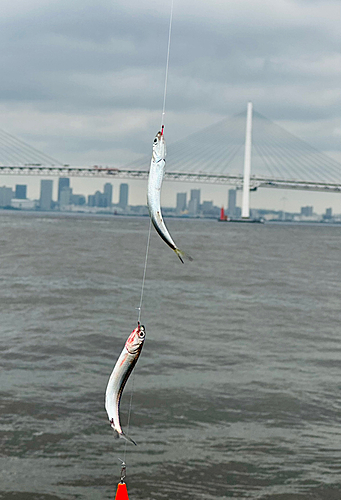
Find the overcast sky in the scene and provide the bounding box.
[0,0,340,212]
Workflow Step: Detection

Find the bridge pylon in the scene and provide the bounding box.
[241,101,253,218]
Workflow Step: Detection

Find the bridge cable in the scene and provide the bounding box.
[253,112,341,182]
[0,128,62,165]
[255,120,323,181]
[260,132,327,182]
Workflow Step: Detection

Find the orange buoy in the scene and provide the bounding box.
[115,482,129,500]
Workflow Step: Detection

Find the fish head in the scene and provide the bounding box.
[152,131,166,162]
[125,322,146,355]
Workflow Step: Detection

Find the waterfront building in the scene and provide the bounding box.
[71,194,86,206]
[202,201,213,213]
[301,206,313,217]
[58,178,70,202]
[96,190,108,207]
[190,189,201,208]
[40,180,53,210]
[88,194,96,207]
[0,186,13,207]
[60,187,72,208]
[188,198,198,216]
[235,206,242,218]
[176,192,187,214]
[15,184,27,199]
[119,183,129,209]
[104,183,113,207]
[94,191,102,207]
[11,199,35,210]
[227,189,237,217]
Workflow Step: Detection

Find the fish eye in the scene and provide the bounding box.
[153,138,157,143]
[139,331,145,338]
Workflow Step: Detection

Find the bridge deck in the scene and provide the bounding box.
[0,165,340,193]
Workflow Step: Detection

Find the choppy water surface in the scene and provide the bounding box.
[1,211,341,500]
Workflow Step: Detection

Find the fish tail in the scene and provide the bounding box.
[109,421,136,445]
[112,425,137,445]
[174,248,193,263]
[120,431,137,446]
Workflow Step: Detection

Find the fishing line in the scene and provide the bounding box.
[123,369,136,463]
[160,0,174,130]
[120,0,174,473]
[136,218,152,324]
[137,0,174,324]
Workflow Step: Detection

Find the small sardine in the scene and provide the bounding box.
[105,322,146,445]
[147,128,191,263]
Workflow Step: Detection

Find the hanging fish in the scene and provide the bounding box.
[105,322,146,445]
[147,128,192,263]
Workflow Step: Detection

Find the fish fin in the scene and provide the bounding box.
[120,431,137,446]
[109,421,120,440]
[111,423,137,445]
[175,248,193,263]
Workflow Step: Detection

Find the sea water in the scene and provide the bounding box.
[1,212,341,500]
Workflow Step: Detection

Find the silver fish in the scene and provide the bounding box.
[147,129,191,263]
[105,322,146,445]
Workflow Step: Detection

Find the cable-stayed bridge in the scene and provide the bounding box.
[0,105,340,198]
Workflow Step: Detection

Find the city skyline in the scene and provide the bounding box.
[0,179,338,222]
[1,169,341,215]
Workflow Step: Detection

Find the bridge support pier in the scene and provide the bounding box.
[242,101,253,219]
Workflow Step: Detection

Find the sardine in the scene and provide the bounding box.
[147,129,191,263]
[105,322,146,445]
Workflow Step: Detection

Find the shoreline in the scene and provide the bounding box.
[0,208,341,226]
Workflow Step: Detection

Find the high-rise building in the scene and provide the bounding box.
[188,189,200,216]
[188,198,198,216]
[60,187,72,208]
[40,180,53,211]
[104,183,113,207]
[234,206,242,218]
[202,201,213,212]
[71,194,86,206]
[227,189,237,217]
[15,184,27,199]
[190,189,200,207]
[301,206,313,217]
[94,190,106,207]
[176,192,187,214]
[88,194,96,207]
[0,186,13,207]
[58,178,70,202]
[119,183,129,209]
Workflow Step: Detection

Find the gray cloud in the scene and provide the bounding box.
[0,0,340,211]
